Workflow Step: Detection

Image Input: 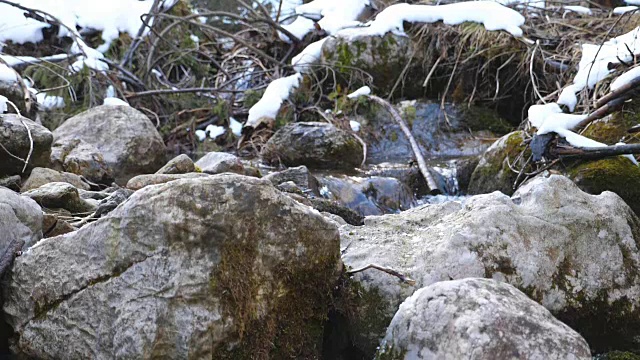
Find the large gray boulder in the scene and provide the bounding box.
[3,174,341,359]
[377,278,591,360]
[0,187,42,249]
[261,122,363,170]
[0,114,53,177]
[340,175,640,354]
[52,105,166,184]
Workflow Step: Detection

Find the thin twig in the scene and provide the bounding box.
[348,264,416,285]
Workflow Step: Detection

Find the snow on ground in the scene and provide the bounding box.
[0,64,17,83]
[103,97,130,106]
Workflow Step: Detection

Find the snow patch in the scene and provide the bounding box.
[103,97,130,106]
[347,86,371,98]
[246,73,303,128]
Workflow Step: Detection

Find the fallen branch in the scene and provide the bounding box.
[595,74,640,109]
[347,263,416,286]
[550,143,640,160]
[367,95,443,195]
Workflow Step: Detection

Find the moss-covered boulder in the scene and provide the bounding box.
[261,122,363,170]
[568,157,640,215]
[468,130,529,196]
[340,175,640,355]
[3,174,341,359]
[322,33,419,98]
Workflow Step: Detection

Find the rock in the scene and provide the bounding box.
[568,157,640,216]
[261,122,363,170]
[42,214,75,238]
[3,174,341,359]
[0,187,42,249]
[23,182,96,214]
[318,176,415,216]
[0,80,37,119]
[264,165,320,196]
[0,175,21,192]
[277,181,304,194]
[468,131,529,196]
[126,172,210,190]
[321,33,418,97]
[50,139,114,184]
[194,151,244,174]
[377,278,591,360]
[0,114,53,177]
[22,167,90,192]
[340,175,640,354]
[52,105,166,184]
[156,154,195,174]
[362,102,510,164]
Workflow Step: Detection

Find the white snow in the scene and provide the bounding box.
[36,93,65,110]
[280,17,316,42]
[611,66,640,91]
[349,120,361,132]
[205,124,226,139]
[195,129,207,142]
[558,27,640,111]
[347,86,371,98]
[0,64,17,83]
[613,6,638,14]
[292,38,328,73]
[563,5,592,15]
[103,97,130,106]
[626,0,640,5]
[246,73,303,128]
[0,95,7,113]
[336,1,525,39]
[229,117,243,136]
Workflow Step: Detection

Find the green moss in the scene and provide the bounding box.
[330,272,395,358]
[210,221,339,359]
[568,157,640,215]
[463,106,513,134]
[597,351,640,360]
[467,131,530,196]
[243,89,264,109]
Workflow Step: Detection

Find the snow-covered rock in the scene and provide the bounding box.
[341,174,640,354]
[52,105,166,184]
[4,174,341,359]
[377,278,591,359]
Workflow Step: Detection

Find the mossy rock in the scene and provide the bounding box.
[462,106,514,134]
[568,157,640,215]
[467,130,529,196]
[597,351,640,360]
[329,273,396,358]
[321,33,422,98]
